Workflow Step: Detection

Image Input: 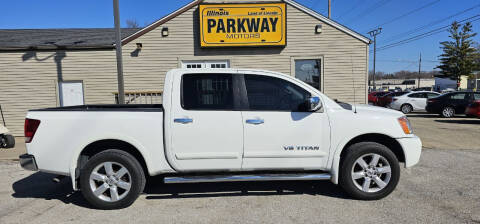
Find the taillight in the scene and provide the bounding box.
[428,99,436,103]
[24,118,41,143]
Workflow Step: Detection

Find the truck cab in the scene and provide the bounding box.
[20,69,422,209]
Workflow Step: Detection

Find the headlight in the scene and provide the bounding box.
[398,116,413,134]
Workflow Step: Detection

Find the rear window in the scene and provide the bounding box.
[474,93,480,100]
[181,74,234,110]
[450,93,466,100]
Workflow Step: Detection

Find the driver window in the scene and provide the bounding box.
[244,74,311,111]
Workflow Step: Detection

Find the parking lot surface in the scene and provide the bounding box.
[0,114,479,224]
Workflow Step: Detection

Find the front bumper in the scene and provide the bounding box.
[396,136,422,168]
[19,154,38,171]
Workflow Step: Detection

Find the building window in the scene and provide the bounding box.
[294,59,321,91]
[182,60,229,69]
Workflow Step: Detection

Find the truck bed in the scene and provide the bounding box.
[29,104,163,112]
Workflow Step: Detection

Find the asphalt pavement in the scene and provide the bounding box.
[0,114,479,224]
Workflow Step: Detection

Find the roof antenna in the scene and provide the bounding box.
[351,54,357,113]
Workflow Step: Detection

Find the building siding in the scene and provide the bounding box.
[0,1,367,136]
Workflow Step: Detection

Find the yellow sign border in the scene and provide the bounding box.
[199,3,286,47]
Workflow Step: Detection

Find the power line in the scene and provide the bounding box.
[344,0,394,24]
[372,59,439,63]
[373,15,480,52]
[337,0,363,20]
[364,0,441,33]
[382,3,480,44]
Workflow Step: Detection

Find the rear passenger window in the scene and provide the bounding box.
[409,93,425,98]
[182,74,234,110]
[244,74,311,111]
[450,93,466,100]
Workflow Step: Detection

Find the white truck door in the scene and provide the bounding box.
[168,73,244,171]
[241,74,330,170]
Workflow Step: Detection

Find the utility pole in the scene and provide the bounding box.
[113,0,125,104]
[418,53,421,89]
[328,0,331,18]
[368,27,382,90]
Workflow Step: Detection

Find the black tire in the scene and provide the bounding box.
[4,134,15,148]
[400,104,413,114]
[441,106,455,118]
[80,149,146,209]
[339,142,400,200]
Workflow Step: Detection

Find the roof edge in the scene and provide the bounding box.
[121,0,202,45]
[284,0,370,44]
[120,0,370,45]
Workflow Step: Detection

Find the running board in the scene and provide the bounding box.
[164,173,331,184]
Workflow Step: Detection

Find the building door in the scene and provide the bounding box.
[59,81,84,106]
[294,59,322,91]
[241,74,330,170]
[181,60,229,69]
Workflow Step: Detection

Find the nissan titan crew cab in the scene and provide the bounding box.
[20,69,422,209]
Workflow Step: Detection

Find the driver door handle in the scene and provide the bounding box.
[246,119,264,125]
[174,118,193,124]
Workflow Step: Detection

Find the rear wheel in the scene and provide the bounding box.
[80,149,146,209]
[0,134,15,148]
[441,106,455,118]
[400,104,413,114]
[339,142,400,200]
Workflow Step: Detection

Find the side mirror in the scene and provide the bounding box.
[307,96,322,111]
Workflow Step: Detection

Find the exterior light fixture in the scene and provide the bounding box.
[315,24,322,34]
[136,43,142,49]
[162,27,169,37]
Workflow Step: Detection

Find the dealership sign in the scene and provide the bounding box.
[199,3,286,47]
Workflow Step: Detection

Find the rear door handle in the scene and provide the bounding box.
[174,118,193,124]
[246,119,264,125]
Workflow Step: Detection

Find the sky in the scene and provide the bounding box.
[0,0,479,73]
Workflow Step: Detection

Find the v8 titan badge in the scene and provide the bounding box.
[199,3,286,47]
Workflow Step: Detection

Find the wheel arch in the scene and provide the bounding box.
[72,139,150,190]
[330,133,405,184]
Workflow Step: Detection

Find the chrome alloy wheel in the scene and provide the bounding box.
[351,153,392,193]
[442,107,454,117]
[89,162,132,202]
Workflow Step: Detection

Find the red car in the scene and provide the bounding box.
[368,91,389,105]
[376,91,409,107]
[465,100,480,118]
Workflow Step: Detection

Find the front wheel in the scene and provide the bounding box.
[339,142,400,200]
[80,149,146,209]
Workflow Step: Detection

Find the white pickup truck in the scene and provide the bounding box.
[20,69,422,209]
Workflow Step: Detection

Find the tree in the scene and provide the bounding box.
[437,22,477,83]
[126,19,140,28]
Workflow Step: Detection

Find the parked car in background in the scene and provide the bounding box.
[390,91,441,114]
[441,88,456,94]
[426,92,480,117]
[465,100,480,118]
[368,91,390,105]
[376,92,409,107]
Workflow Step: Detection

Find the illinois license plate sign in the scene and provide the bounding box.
[199,3,286,47]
